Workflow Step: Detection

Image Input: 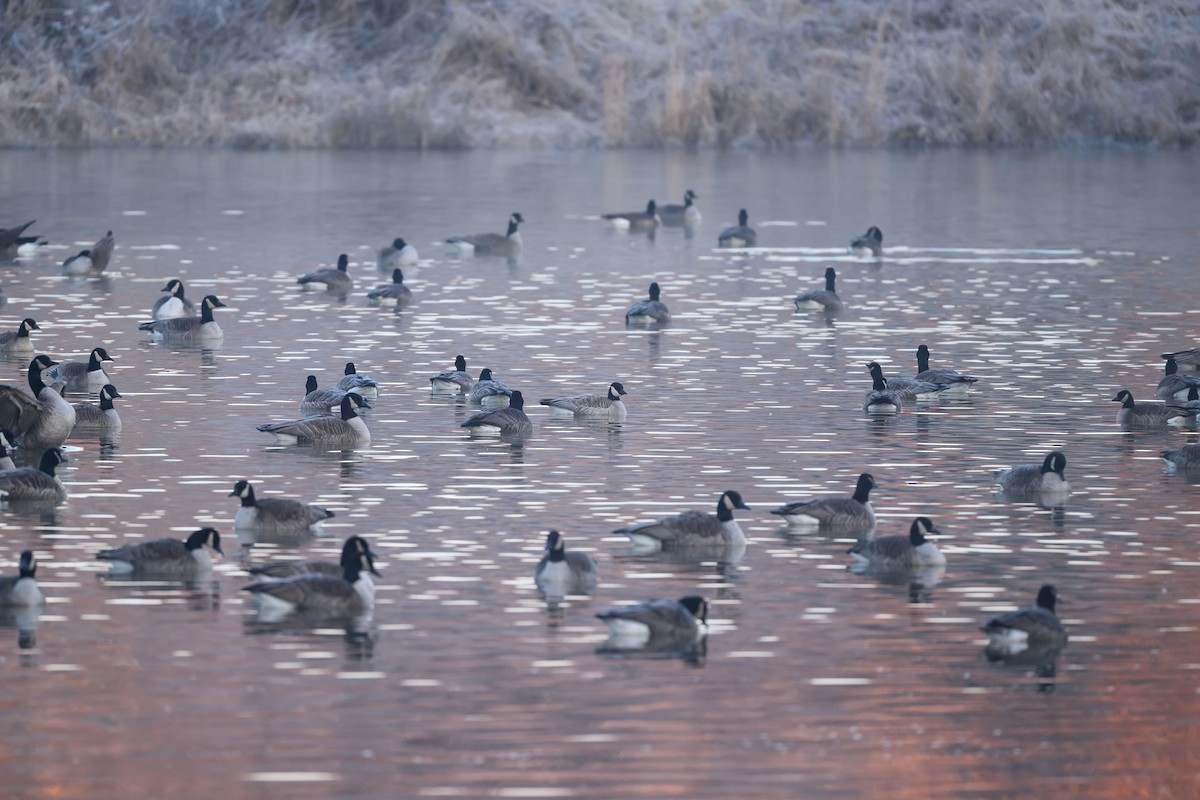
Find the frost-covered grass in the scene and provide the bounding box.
[1,0,1196,148]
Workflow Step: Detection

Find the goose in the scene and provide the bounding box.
[377,237,418,269]
[247,536,375,583]
[0,221,44,259]
[0,431,14,470]
[243,547,379,622]
[867,361,947,403]
[1155,356,1200,401]
[658,190,701,227]
[849,226,883,258]
[0,318,39,354]
[1163,443,1200,472]
[848,517,945,569]
[717,208,756,247]
[0,449,68,503]
[229,479,335,533]
[152,279,197,320]
[71,384,122,433]
[862,369,904,415]
[96,528,224,577]
[61,249,95,276]
[297,253,352,292]
[88,230,115,272]
[994,451,1070,500]
[299,375,355,415]
[335,362,378,399]
[466,368,513,407]
[770,473,877,530]
[913,345,978,398]
[1112,389,1195,428]
[257,393,371,446]
[445,212,524,257]
[0,356,77,450]
[625,282,671,325]
[980,584,1067,653]
[596,595,708,648]
[0,551,44,606]
[794,267,843,312]
[1162,347,1200,373]
[540,381,628,422]
[534,530,598,601]
[460,390,533,437]
[430,354,474,394]
[602,199,660,230]
[367,268,413,305]
[614,489,750,551]
[138,295,226,342]
[46,346,115,394]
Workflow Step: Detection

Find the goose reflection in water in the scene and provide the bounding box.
[984,642,1066,693]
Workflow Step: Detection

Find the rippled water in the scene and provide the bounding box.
[1,148,1199,799]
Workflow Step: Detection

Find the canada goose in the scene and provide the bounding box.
[614,489,750,551]
[71,384,122,433]
[430,354,474,394]
[138,295,227,342]
[377,237,418,269]
[770,473,877,530]
[1163,443,1200,472]
[625,282,671,325]
[335,362,378,399]
[247,536,375,583]
[297,253,352,292]
[540,381,628,422]
[980,584,1067,654]
[994,451,1070,500]
[96,527,224,577]
[596,595,708,648]
[914,345,978,398]
[243,548,379,622]
[0,551,44,606]
[0,431,14,471]
[602,199,661,230]
[717,209,757,247]
[152,279,197,320]
[1162,347,1200,373]
[534,530,598,602]
[367,269,412,305]
[866,361,946,403]
[257,393,371,446]
[1155,357,1200,401]
[0,449,68,503]
[794,267,843,312]
[446,212,524,257]
[848,517,945,569]
[658,190,701,227]
[466,368,513,407]
[862,368,904,415]
[299,375,356,416]
[1112,389,1195,428]
[88,230,115,272]
[0,318,39,354]
[849,226,883,258]
[0,221,44,259]
[61,250,95,276]
[47,346,115,394]
[229,479,335,533]
[0,356,77,450]
[460,390,533,437]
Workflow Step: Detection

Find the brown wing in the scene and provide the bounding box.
[0,385,41,437]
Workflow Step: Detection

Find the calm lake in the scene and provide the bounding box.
[1,147,1198,799]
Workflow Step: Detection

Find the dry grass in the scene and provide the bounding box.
[0,0,1196,147]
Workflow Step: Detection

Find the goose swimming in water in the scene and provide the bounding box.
[980,584,1066,655]
[625,282,671,325]
[138,295,227,342]
[47,346,115,394]
[0,356,77,450]
[229,479,335,533]
[246,536,376,583]
[602,200,661,231]
[152,279,197,320]
[994,451,1070,501]
[0,448,68,503]
[430,354,474,394]
[614,490,750,552]
[446,213,524,257]
[596,595,708,649]
[534,530,598,603]
[96,528,224,577]
[257,394,371,446]
[770,473,878,531]
[243,547,379,623]
[913,344,978,399]
[460,390,533,437]
[849,226,883,258]
[794,267,843,312]
[717,208,757,247]
[540,381,628,422]
[0,318,39,354]
[657,190,701,227]
[297,254,352,292]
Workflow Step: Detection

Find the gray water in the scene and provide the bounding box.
[1,148,1199,799]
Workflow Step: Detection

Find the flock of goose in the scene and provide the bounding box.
[0,205,1195,663]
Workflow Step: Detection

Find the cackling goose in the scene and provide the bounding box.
[367,269,413,305]
[247,536,375,583]
[994,451,1070,500]
[625,282,671,325]
[614,489,750,552]
[0,318,39,354]
[466,368,513,407]
[862,368,904,415]
[243,547,379,622]
[139,295,227,342]
[867,361,946,402]
[849,226,883,258]
[980,584,1067,654]
[230,479,335,533]
[914,344,978,398]
[596,595,708,648]
[430,354,474,394]
[378,237,418,269]
[47,346,114,394]
[460,390,533,437]
[97,528,224,577]
[1112,389,1195,428]
[770,473,878,530]
[540,381,628,422]
[1155,356,1200,401]
[71,384,122,433]
[0,550,44,606]
[848,517,945,569]
[257,393,371,446]
[717,208,757,247]
[0,449,68,503]
[335,362,378,399]
[152,279,197,320]
[602,199,661,230]
[0,355,77,450]
[300,375,355,416]
[1163,443,1200,472]
[446,212,524,257]
[658,190,701,227]
[0,221,44,259]
[794,267,843,312]
[297,253,352,292]
[534,530,598,602]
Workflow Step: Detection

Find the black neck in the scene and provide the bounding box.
[27,361,48,394]
[98,391,115,411]
[852,478,874,504]
[200,302,217,324]
[916,348,930,373]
